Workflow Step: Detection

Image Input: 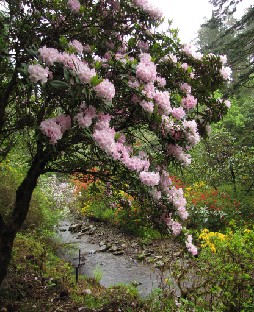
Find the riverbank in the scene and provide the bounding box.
[0,219,186,312]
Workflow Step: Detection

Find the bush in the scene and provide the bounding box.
[169,226,254,311]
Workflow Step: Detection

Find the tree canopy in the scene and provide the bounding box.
[196,0,254,93]
[0,0,231,285]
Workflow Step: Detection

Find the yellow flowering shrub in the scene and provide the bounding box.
[199,229,227,253]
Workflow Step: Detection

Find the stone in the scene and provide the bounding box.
[68,223,82,233]
[99,245,109,252]
[113,250,124,255]
[154,260,165,268]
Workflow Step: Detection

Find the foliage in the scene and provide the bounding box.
[185,182,242,231]
[168,226,254,311]
[197,1,254,92]
[78,179,162,240]
[0,0,234,287]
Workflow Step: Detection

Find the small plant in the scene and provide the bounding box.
[93,265,103,284]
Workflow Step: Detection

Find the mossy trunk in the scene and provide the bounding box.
[0,151,49,286]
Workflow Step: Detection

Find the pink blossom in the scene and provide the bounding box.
[28,64,49,84]
[40,119,63,144]
[136,54,157,83]
[167,144,191,165]
[123,155,150,172]
[73,59,96,83]
[133,0,163,20]
[183,120,200,145]
[93,127,116,155]
[181,63,188,71]
[128,78,140,88]
[94,79,115,101]
[163,214,182,236]
[180,83,191,94]
[153,91,172,115]
[182,44,202,60]
[137,40,149,52]
[182,44,193,55]
[224,100,231,108]
[150,188,161,200]
[156,76,166,87]
[55,114,72,132]
[220,54,227,65]
[67,0,80,13]
[69,40,83,53]
[168,53,178,63]
[139,171,160,186]
[160,170,172,192]
[171,221,182,236]
[220,66,232,80]
[38,46,60,66]
[75,105,96,128]
[142,82,155,98]
[140,100,154,113]
[172,107,186,120]
[181,94,197,110]
[186,235,198,256]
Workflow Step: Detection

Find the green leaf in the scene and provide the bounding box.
[128,37,136,48]
[90,75,103,87]
[50,80,69,89]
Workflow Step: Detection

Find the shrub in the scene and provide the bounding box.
[169,227,254,311]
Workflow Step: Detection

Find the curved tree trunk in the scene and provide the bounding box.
[0,150,50,286]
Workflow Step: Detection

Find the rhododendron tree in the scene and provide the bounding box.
[0,0,231,285]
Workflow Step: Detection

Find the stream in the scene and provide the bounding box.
[56,221,165,297]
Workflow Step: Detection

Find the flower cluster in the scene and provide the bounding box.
[40,114,71,144]
[67,0,81,13]
[132,0,163,20]
[28,64,49,84]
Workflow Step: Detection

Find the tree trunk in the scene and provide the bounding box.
[0,149,50,286]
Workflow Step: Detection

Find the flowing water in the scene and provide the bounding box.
[57,221,164,297]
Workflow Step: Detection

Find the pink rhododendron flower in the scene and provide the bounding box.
[28,64,49,84]
[172,107,186,120]
[181,63,189,71]
[94,79,115,101]
[150,188,161,200]
[139,171,160,186]
[69,40,83,53]
[133,0,163,20]
[40,119,62,144]
[67,0,81,13]
[160,170,172,192]
[224,100,231,108]
[220,66,232,80]
[183,120,200,145]
[156,76,166,87]
[137,40,149,52]
[75,104,97,128]
[181,94,197,110]
[220,54,227,65]
[168,53,178,63]
[153,91,172,115]
[140,100,154,113]
[171,221,182,236]
[167,144,191,165]
[186,235,198,256]
[55,114,72,132]
[38,46,60,66]
[180,83,191,94]
[136,53,157,83]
